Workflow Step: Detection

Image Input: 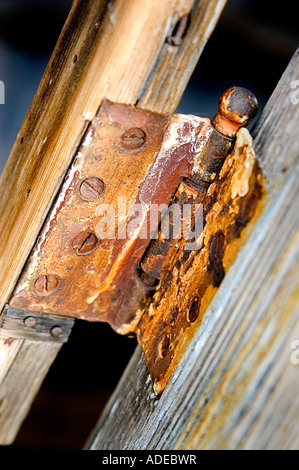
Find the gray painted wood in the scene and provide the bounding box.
[0,311,74,445]
[86,48,299,450]
[0,306,74,343]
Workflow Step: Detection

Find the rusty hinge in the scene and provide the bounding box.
[2,87,264,393]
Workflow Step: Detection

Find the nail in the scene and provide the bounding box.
[50,326,62,337]
[24,316,36,327]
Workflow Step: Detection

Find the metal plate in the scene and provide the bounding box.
[137,128,264,393]
[9,101,211,333]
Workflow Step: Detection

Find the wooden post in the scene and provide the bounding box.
[86,48,299,450]
[0,0,227,445]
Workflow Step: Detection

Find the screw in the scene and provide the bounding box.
[72,231,98,255]
[50,326,62,337]
[79,177,104,201]
[33,274,59,296]
[24,316,36,327]
[120,128,146,151]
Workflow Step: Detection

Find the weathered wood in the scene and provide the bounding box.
[0,0,226,445]
[0,307,74,343]
[0,338,62,446]
[86,48,299,450]
[0,308,74,445]
[138,0,227,113]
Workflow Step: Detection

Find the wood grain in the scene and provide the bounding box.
[0,306,74,343]
[0,0,226,445]
[86,48,299,450]
[0,338,62,445]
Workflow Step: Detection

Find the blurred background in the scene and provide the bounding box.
[0,0,298,450]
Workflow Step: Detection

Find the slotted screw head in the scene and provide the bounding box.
[72,231,98,255]
[79,177,104,201]
[33,274,59,296]
[120,128,146,150]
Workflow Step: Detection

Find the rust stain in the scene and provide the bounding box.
[9,101,212,332]
[6,90,264,395]
[137,127,265,394]
[3,337,16,346]
[9,101,171,327]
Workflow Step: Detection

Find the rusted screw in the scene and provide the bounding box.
[120,128,146,151]
[79,177,104,201]
[212,87,258,138]
[24,316,36,327]
[72,231,99,255]
[33,274,59,296]
[50,326,62,337]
